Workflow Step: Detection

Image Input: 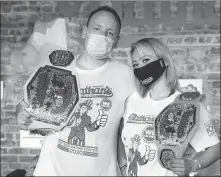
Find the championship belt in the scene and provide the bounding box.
[23,50,80,136]
[155,92,205,170]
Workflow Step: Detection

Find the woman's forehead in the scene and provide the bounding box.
[131,45,157,60]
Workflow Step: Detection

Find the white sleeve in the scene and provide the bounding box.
[34,134,57,176]
[189,100,220,152]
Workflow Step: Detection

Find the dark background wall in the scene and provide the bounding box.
[1,1,220,176]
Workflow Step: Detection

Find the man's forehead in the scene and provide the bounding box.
[88,11,119,29]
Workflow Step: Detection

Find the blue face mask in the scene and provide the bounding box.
[134,59,167,88]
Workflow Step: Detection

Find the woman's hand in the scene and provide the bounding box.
[169,158,198,176]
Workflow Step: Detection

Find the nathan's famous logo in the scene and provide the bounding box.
[142,124,155,143]
[100,98,112,111]
[127,113,155,124]
[204,120,216,137]
[80,86,113,98]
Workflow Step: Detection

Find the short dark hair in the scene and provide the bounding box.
[86,6,121,33]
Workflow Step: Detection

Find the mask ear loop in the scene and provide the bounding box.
[159,58,167,69]
[159,58,174,96]
[85,27,90,36]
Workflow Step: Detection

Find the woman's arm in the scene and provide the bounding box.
[194,96,220,170]
[170,142,220,176]
[195,142,220,169]
[195,143,220,169]
[117,118,127,176]
[170,96,220,176]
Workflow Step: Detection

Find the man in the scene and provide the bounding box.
[18,6,136,176]
[18,6,196,176]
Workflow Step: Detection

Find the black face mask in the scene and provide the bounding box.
[134,59,167,88]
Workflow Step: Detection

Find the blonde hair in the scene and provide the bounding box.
[130,38,180,97]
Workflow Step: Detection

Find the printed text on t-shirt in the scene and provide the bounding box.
[127,113,155,124]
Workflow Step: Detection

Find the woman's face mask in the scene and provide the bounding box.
[134,58,167,88]
[85,29,115,59]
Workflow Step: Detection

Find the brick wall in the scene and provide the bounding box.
[1,1,220,176]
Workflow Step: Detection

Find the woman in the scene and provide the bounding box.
[118,38,220,176]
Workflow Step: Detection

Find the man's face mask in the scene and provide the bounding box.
[134,58,167,88]
[85,29,115,59]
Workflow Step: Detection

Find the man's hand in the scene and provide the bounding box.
[180,84,198,93]
[169,158,198,176]
[96,109,108,127]
[145,145,155,161]
[17,100,33,130]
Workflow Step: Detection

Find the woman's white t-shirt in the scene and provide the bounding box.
[122,91,219,176]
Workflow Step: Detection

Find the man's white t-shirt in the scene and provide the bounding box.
[122,91,220,176]
[34,59,136,176]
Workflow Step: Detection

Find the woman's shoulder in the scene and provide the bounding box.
[123,92,142,117]
[126,91,143,104]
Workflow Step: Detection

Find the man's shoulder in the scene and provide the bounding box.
[107,60,134,80]
[108,59,133,72]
